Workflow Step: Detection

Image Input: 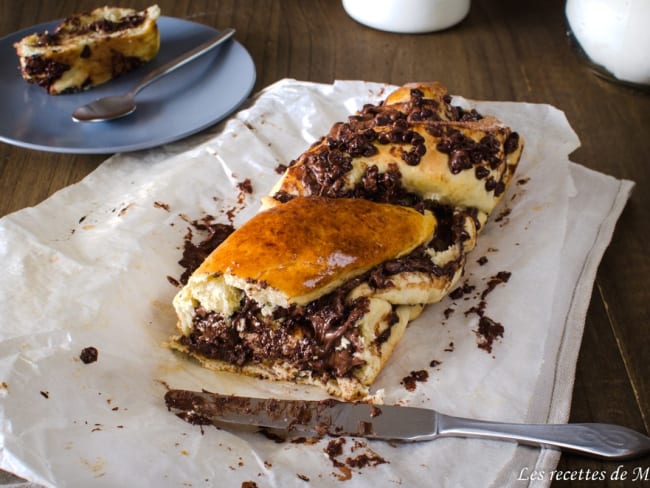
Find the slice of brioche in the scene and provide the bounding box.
[171,197,439,400]
[14,5,160,94]
[174,196,435,331]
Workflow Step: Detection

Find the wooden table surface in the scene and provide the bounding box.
[1,0,648,486]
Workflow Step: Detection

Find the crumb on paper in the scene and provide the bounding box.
[517,177,530,186]
[118,203,134,217]
[324,437,387,481]
[236,178,253,195]
[476,316,505,353]
[481,271,512,300]
[449,281,475,300]
[494,207,511,222]
[80,346,98,364]
[154,201,171,212]
[400,370,429,391]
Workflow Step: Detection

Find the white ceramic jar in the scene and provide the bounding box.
[565,0,650,87]
[342,0,471,33]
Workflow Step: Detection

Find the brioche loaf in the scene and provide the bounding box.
[169,82,524,400]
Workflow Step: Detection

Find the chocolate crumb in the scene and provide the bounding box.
[444,342,455,352]
[154,201,170,211]
[370,405,382,417]
[477,256,488,266]
[494,207,511,223]
[481,271,512,299]
[476,316,504,353]
[346,452,387,468]
[465,300,487,317]
[297,473,310,482]
[324,436,386,480]
[443,307,455,319]
[334,465,352,481]
[40,391,49,399]
[241,482,258,488]
[237,178,253,194]
[80,346,98,364]
[517,177,530,185]
[401,370,429,391]
[166,275,181,287]
[118,203,134,217]
[429,359,442,367]
[325,438,345,458]
[449,282,475,300]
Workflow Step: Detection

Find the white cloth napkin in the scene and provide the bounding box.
[0,80,633,487]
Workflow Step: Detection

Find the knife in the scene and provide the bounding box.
[164,389,650,460]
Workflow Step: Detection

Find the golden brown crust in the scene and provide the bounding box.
[197,196,435,302]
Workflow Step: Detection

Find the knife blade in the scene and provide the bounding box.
[164,388,434,440]
[164,389,650,460]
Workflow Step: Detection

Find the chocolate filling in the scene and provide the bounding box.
[179,280,372,379]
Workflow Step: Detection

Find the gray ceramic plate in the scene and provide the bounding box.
[0,17,256,154]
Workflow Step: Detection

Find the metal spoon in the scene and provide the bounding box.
[72,28,236,122]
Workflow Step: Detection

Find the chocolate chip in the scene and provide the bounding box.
[449,150,471,174]
[504,132,520,154]
[475,166,490,179]
[485,177,497,192]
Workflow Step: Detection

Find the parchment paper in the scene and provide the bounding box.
[0,79,634,487]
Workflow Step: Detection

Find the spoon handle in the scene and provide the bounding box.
[128,27,236,97]
[437,413,650,460]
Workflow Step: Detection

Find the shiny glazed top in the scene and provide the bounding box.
[197,196,436,299]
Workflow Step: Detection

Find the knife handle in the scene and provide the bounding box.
[436,414,650,460]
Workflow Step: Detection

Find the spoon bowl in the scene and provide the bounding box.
[72,95,137,123]
[72,28,235,123]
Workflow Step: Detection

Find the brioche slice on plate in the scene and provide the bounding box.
[14,5,161,94]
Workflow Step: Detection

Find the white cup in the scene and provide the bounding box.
[565,0,650,87]
[342,0,471,34]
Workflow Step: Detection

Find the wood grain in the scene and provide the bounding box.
[1,0,648,485]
